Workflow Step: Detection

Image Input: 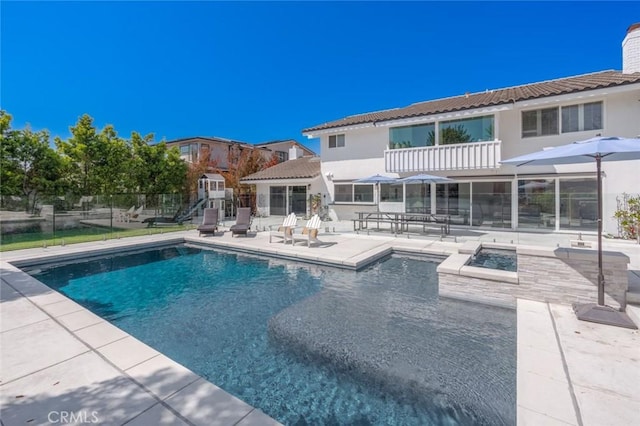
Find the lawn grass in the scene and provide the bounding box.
[0,224,196,252]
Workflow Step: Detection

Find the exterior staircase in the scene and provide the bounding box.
[175,198,206,223]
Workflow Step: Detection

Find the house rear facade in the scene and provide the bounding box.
[300,24,640,235]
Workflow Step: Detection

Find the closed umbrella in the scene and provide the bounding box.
[400,174,452,213]
[353,174,398,212]
[502,136,640,329]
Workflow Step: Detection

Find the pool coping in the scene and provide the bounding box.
[2,231,638,425]
[0,256,281,425]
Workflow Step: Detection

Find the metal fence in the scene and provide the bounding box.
[0,193,194,251]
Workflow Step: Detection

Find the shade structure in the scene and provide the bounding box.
[353,174,398,212]
[502,136,640,329]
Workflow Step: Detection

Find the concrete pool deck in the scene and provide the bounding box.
[1,228,639,425]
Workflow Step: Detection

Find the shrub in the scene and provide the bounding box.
[614,194,640,242]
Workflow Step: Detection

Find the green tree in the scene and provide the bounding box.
[0,112,65,212]
[87,124,134,194]
[56,115,143,195]
[131,133,188,195]
[56,114,102,194]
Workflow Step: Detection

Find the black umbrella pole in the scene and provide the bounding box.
[597,156,604,306]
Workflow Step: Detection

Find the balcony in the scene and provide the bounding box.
[384,140,502,173]
[206,190,226,200]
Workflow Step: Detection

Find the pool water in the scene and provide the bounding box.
[468,249,517,272]
[30,245,516,425]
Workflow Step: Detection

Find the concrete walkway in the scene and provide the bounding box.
[1,228,639,425]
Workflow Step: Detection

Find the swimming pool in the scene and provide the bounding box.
[29,245,516,425]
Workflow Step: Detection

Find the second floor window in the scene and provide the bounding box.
[561,102,603,133]
[329,134,345,148]
[522,107,559,138]
[438,115,494,144]
[389,123,435,149]
[276,151,288,162]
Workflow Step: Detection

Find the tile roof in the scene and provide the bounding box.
[240,156,321,182]
[254,139,317,156]
[201,173,225,180]
[302,70,640,133]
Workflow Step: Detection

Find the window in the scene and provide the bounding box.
[334,184,353,202]
[561,102,602,133]
[439,115,494,144]
[389,123,435,149]
[334,183,374,203]
[329,134,345,148]
[180,145,190,156]
[522,107,559,138]
[380,183,403,202]
[354,185,374,202]
[218,181,224,191]
[275,151,288,162]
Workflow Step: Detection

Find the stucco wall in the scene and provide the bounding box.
[252,177,326,217]
[314,88,640,233]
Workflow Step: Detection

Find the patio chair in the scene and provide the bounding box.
[291,215,322,248]
[118,206,135,222]
[230,207,252,237]
[269,213,297,244]
[197,208,220,236]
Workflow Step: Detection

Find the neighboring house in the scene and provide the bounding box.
[240,146,321,217]
[299,23,640,234]
[254,139,316,163]
[165,137,316,170]
[165,136,267,171]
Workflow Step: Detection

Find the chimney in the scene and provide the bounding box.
[288,143,303,160]
[622,23,640,73]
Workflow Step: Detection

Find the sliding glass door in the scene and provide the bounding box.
[269,186,286,216]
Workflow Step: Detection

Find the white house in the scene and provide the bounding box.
[297,23,640,235]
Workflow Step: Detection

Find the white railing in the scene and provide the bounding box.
[384,140,502,173]
[206,190,226,199]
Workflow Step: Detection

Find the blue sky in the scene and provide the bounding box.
[2,1,638,154]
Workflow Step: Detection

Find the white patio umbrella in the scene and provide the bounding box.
[400,174,452,213]
[353,174,398,212]
[502,136,640,329]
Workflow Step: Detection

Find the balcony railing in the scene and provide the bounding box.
[384,140,502,173]
[206,190,226,199]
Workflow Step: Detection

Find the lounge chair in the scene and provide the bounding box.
[230,207,252,237]
[291,215,322,248]
[127,205,144,222]
[118,206,135,222]
[269,213,297,244]
[197,208,220,236]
